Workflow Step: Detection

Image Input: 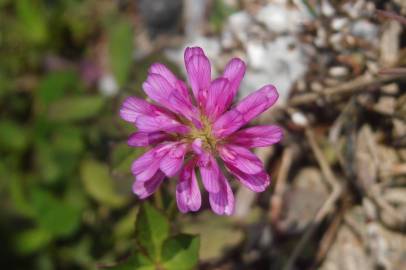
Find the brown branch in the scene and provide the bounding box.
[289,74,405,106]
[376,9,406,25]
[270,146,295,226]
[283,128,343,270]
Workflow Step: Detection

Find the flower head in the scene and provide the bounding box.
[120,47,283,215]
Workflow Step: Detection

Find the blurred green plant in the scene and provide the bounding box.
[104,203,200,270]
[108,18,134,87]
[209,0,235,33]
[0,0,188,269]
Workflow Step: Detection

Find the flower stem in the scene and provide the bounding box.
[154,189,164,210]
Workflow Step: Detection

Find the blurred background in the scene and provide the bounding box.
[0,0,405,269]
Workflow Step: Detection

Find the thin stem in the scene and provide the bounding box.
[154,189,164,210]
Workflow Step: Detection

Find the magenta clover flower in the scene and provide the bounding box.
[120,47,283,215]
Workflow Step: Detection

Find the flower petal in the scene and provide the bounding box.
[222,58,246,109]
[168,90,199,122]
[228,125,283,148]
[236,84,278,122]
[143,73,178,111]
[128,131,170,147]
[184,47,205,63]
[149,63,193,104]
[218,144,263,175]
[209,171,234,215]
[175,79,194,104]
[131,149,161,182]
[148,63,178,86]
[131,144,172,181]
[119,97,154,122]
[135,114,189,134]
[160,143,188,177]
[213,85,278,138]
[198,152,220,193]
[205,77,230,120]
[212,110,244,138]
[176,158,201,213]
[185,55,211,105]
[132,170,166,199]
[226,164,270,192]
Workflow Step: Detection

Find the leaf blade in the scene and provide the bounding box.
[162,234,200,270]
[135,203,170,261]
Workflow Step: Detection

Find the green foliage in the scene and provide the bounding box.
[209,0,235,33]
[105,203,200,270]
[31,188,82,238]
[162,234,201,270]
[16,0,48,44]
[38,70,79,105]
[135,203,170,260]
[47,96,105,122]
[0,120,29,152]
[108,18,134,87]
[15,228,52,255]
[80,159,127,208]
[0,1,198,269]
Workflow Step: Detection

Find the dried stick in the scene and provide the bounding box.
[376,9,406,25]
[378,67,406,76]
[270,146,295,226]
[315,211,343,265]
[289,74,405,106]
[282,128,342,270]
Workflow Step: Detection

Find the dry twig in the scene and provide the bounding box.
[270,146,295,227]
[282,128,343,270]
[289,74,405,106]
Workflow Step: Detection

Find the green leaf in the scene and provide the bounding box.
[36,143,62,183]
[31,188,81,238]
[135,203,169,260]
[102,253,154,270]
[162,234,200,270]
[16,0,47,43]
[0,120,29,151]
[38,70,78,105]
[108,18,133,86]
[15,228,52,254]
[53,126,84,155]
[112,143,144,177]
[80,159,126,208]
[0,0,11,8]
[47,96,105,122]
[114,208,138,240]
[8,173,34,217]
[209,0,235,33]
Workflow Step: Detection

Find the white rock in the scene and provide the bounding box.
[314,26,328,47]
[291,111,308,126]
[311,81,323,92]
[241,36,310,105]
[329,33,345,51]
[221,29,236,49]
[246,41,268,70]
[227,11,252,44]
[343,0,366,19]
[329,66,349,78]
[351,19,378,43]
[99,74,119,96]
[331,17,349,31]
[183,0,208,38]
[321,0,335,17]
[256,3,310,33]
[380,21,402,66]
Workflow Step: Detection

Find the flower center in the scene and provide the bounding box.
[187,114,217,151]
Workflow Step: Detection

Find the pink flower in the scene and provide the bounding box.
[120,47,283,215]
